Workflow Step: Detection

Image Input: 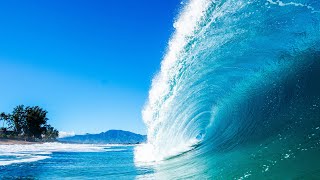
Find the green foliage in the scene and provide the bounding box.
[24,106,48,139]
[43,125,59,141]
[11,105,26,134]
[0,105,59,141]
[0,112,10,128]
[0,134,7,138]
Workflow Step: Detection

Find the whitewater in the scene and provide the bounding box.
[0,143,151,179]
[135,0,320,179]
[0,143,111,166]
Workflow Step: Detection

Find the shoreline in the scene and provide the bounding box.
[0,139,140,145]
[0,139,45,145]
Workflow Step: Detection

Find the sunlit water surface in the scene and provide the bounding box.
[0,143,153,179]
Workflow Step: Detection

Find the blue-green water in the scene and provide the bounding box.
[2,0,319,179]
[0,144,153,179]
[135,0,320,179]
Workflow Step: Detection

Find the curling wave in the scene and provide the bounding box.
[135,0,320,178]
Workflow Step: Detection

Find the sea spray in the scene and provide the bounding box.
[135,0,320,178]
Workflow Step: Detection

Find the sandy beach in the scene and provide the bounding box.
[0,139,43,145]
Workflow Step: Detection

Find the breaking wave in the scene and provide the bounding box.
[135,0,320,178]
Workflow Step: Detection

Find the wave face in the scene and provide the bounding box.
[135,0,320,178]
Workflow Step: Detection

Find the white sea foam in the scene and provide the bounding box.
[136,0,211,164]
[266,0,319,13]
[0,155,50,166]
[143,0,211,127]
[135,138,199,165]
[0,142,113,166]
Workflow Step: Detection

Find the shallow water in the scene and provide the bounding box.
[0,143,153,179]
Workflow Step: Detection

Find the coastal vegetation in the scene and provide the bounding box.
[0,105,58,141]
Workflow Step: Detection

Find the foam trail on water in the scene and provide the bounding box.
[0,155,50,166]
[0,143,112,166]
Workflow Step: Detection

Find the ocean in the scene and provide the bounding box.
[0,143,153,179]
[1,0,319,179]
[134,0,320,179]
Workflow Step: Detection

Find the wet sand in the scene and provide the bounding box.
[0,139,43,145]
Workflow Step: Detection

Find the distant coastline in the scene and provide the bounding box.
[0,129,147,145]
[58,130,146,144]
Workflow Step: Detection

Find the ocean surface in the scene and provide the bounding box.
[134,0,320,179]
[0,143,153,179]
[2,0,319,179]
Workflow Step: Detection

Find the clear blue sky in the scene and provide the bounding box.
[0,0,181,135]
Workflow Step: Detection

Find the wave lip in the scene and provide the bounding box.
[137,0,213,164]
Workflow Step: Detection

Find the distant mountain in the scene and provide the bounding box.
[58,130,147,144]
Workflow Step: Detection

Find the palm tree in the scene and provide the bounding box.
[0,112,8,129]
[11,105,25,135]
[25,106,48,140]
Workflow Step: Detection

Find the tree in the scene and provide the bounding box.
[1,105,58,141]
[11,105,26,135]
[24,106,48,140]
[43,125,59,140]
[0,112,9,128]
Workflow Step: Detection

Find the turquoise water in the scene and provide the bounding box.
[0,144,153,179]
[135,0,320,179]
[2,0,319,179]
